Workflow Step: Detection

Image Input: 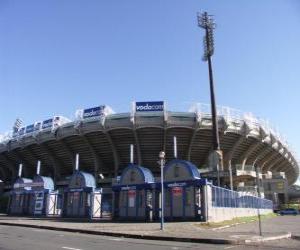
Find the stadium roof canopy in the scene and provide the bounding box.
[0,103,298,186]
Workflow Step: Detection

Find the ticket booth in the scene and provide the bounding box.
[63,171,102,218]
[112,164,155,221]
[28,175,56,216]
[8,177,32,215]
[156,159,207,221]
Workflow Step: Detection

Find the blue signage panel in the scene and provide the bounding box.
[42,119,53,129]
[135,101,164,112]
[83,106,105,119]
[25,124,34,134]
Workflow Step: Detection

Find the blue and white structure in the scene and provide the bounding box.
[63,154,105,218]
[8,164,32,215]
[112,164,155,221]
[157,159,208,221]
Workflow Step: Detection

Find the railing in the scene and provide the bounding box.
[211,185,272,209]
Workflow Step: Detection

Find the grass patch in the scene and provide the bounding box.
[195,213,277,228]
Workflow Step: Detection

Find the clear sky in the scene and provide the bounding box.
[0,1,299,183]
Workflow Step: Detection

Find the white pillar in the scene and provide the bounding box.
[174,136,177,159]
[18,164,23,177]
[75,153,79,171]
[36,160,41,175]
[130,144,134,164]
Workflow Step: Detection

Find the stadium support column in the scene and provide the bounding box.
[198,12,223,186]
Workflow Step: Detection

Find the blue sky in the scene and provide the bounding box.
[0,1,299,182]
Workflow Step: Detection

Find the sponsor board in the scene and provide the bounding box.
[121,186,136,191]
[83,106,105,119]
[167,182,187,187]
[42,118,53,129]
[25,124,34,134]
[135,101,164,112]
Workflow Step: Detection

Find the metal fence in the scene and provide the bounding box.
[211,185,273,209]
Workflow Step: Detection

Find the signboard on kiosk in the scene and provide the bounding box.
[172,187,183,196]
[83,106,105,119]
[128,189,136,207]
[135,101,164,112]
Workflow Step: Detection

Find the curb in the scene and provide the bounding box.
[0,222,243,245]
[245,233,292,243]
[0,222,292,245]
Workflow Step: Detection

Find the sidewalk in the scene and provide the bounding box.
[0,214,293,245]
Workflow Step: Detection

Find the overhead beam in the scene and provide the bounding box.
[187,128,199,161]
[80,135,105,179]
[10,150,31,177]
[59,139,75,170]
[39,143,62,180]
[223,135,245,170]
[238,140,261,169]
[132,128,142,165]
[105,131,120,177]
[0,154,17,179]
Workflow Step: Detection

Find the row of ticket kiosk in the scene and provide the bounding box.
[7,159,208,221]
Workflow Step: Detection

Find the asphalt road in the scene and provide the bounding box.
[0,224,300,250]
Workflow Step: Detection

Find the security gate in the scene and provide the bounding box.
[33,191,44,215]
[91,192,101,218]
[47,192,62,216]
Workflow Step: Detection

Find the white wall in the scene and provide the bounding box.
[204,185,273,223]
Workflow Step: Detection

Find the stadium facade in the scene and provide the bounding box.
[0,102,299,206]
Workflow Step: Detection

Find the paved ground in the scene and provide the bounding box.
[0,214,299,243]
[0,224,300,250]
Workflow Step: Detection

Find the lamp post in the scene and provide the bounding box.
[159,151,165,230]
[255,165,262,236]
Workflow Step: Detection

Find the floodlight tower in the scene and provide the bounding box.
[198,12,223,186]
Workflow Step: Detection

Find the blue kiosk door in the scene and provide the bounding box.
[69,192,82,216]
[171,186,184,218]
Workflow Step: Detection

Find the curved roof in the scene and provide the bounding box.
[69,171,96,189]
[32,175,54,190]
[14,177,32,191]
[120,164,155,184]
[164,159,200,180]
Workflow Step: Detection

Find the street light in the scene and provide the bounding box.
[197,11,223,187]
[159,151,166,230]
[255,165,263,236]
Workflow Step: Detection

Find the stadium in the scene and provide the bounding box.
[0,101,299,209]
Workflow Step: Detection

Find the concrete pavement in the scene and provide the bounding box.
[0,214,299,245]
[1,224,300,250]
